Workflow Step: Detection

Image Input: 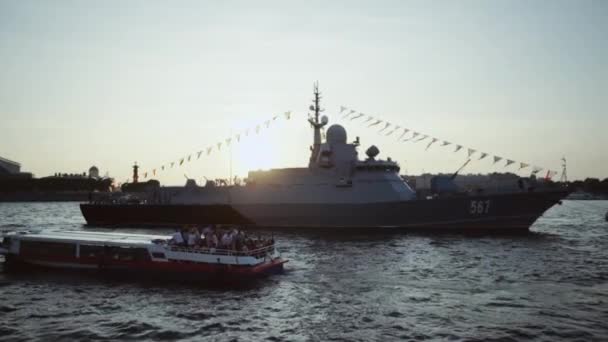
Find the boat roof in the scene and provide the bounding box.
[7,230,170,246]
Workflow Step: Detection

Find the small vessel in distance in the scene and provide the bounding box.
[81,84,570,232]
[0,230,286,280]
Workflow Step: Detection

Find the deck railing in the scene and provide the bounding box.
[168,244,275,258]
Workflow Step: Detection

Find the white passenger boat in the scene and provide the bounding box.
[0,230,286,280]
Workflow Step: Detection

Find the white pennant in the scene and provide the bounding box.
[493,156,502,164]
[440,141,451,147]
[454,145,463,152]
[386,125,400,136]
[197,151,203,159]
[519,162,529,170]
[467,148,476,157]
[350,113,364,121]
[340,106,347,114]
[478,152,488,160]
[379,122,391,132]
[206,147,213,155]
[368,120,382,127]
[505,159,515,167]
[398,128,410,140]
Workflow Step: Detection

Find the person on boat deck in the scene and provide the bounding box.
[221,231,233,248]
[187,228,199,247]
[171,229,185,246]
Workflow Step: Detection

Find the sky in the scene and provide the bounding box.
[1,0,606,185]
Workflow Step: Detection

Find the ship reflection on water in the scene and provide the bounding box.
[1,201,608,339]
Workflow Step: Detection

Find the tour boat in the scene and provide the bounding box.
[0,230,286,280]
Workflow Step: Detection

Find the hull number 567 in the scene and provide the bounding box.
[470,200,491,214]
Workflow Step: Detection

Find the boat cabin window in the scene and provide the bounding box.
[105,246,151,262]
[20,241,76,258]
[151,252,166,259]
[80,245,104,258]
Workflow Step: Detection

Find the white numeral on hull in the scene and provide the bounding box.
[470,200,490,214]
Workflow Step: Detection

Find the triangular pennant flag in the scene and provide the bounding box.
[225,138,231,146]
[179,158,184,166]
[363,116,374,123]
[505,159,515,167]
[398,128,410,140]
[467,148,476,157]
[532,166,543,174]
[197,151,203,159]
[340,106,347,114]
[284,111,291,120]
[187,155,191,162]
[344,109,356,118]
[519,162,529,170]
[152,169,156,176]
[350,113,364,121]
[161,165,165,171]
[379,122,391,132]
[386,126,399,136]
[217,142,222,150]
[478,152,488,160]
[440,141,451,147]
[425,137,439,150]
[170,162,175,168]
[368,120,382,127]
[414,134,428,143]
[272,115,278,121]
[206,147,213,155]
[454,145,463,153]
[493,156,502,164]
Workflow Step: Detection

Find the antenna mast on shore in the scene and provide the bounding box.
[560,157,568,183]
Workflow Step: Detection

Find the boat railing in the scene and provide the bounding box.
[168,244,275,257]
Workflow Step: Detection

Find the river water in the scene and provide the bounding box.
[0,201,607,341]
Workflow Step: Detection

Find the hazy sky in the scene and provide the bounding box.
[1,0,606,184]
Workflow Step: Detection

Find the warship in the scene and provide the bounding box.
[81,85,569,232]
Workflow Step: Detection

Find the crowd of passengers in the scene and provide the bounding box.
[169,225,274,253]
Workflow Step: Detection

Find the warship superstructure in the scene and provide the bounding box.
[81,84,568,231]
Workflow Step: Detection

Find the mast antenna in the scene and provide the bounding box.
[559,157,568,183]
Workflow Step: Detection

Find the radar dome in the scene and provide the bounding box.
[326,124,347,144]
[365,145,380,159]
[321,115,329,125]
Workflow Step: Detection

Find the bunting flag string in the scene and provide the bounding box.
[343,109,356,118]
[140,110,295,179]
[343,106,557,178]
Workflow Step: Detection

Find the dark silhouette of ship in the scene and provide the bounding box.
[81,84,569,232]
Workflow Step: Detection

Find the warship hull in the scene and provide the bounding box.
[80,190,568,232]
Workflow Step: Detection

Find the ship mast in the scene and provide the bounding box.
[308,82,327,168]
